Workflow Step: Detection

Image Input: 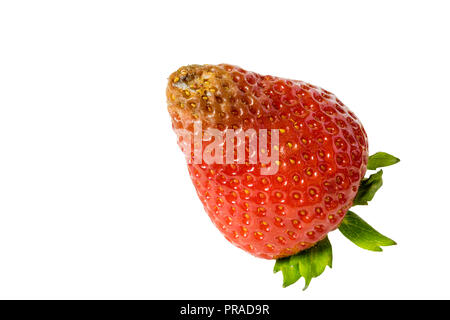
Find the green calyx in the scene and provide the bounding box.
[353,170,383,205]
[274,237,332,290]
[274,152,399,290]
[338,211,396,251]
[367,152,400,170]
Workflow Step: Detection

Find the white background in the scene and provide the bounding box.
[0,1,449,299]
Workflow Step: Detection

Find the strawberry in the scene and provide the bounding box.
[167,64,399,288]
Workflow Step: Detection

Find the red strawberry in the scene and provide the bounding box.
[166,64,369,260]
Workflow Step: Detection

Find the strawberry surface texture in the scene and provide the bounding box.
[166,64,369,259]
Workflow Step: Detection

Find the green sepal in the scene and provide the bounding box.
[353,170,383,206]
[274,236,332,290]
[339,211,396,252]
[367,152,400,170]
